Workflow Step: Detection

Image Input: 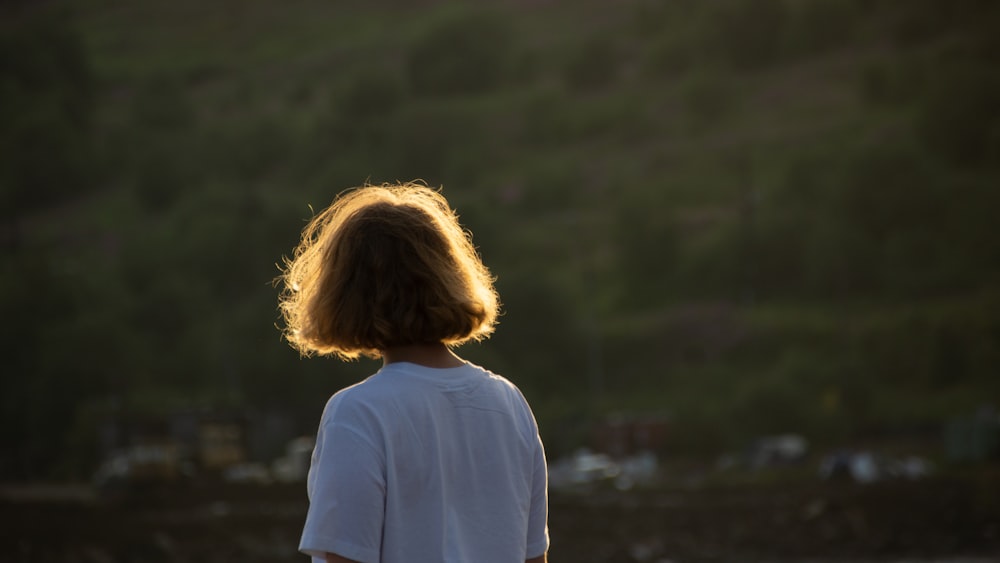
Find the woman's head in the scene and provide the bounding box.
[279,182,499,359]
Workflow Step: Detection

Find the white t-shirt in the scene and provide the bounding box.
[299,361,549,563]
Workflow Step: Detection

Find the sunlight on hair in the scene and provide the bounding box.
[278,181,499,360]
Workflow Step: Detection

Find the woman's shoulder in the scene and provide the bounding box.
[320,372,396,418]
[476,365,529,397]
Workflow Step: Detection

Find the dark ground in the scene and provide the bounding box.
[2,470,998,563]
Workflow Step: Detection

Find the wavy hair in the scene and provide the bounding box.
[278,182,499,359]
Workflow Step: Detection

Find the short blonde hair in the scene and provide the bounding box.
[278,182,499,359]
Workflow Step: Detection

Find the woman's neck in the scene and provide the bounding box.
[381,343,465,369]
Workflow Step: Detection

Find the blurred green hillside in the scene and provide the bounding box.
[3,0,1000,478]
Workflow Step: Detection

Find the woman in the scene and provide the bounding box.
[278,182,549,563]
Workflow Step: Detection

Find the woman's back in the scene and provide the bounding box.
[300,362,548,563]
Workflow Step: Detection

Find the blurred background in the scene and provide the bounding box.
[2,0,999,561]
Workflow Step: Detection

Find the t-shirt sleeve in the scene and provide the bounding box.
[299,407,386,563]
[525,422,550,558]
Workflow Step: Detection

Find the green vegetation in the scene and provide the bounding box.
[3,0,999,478]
